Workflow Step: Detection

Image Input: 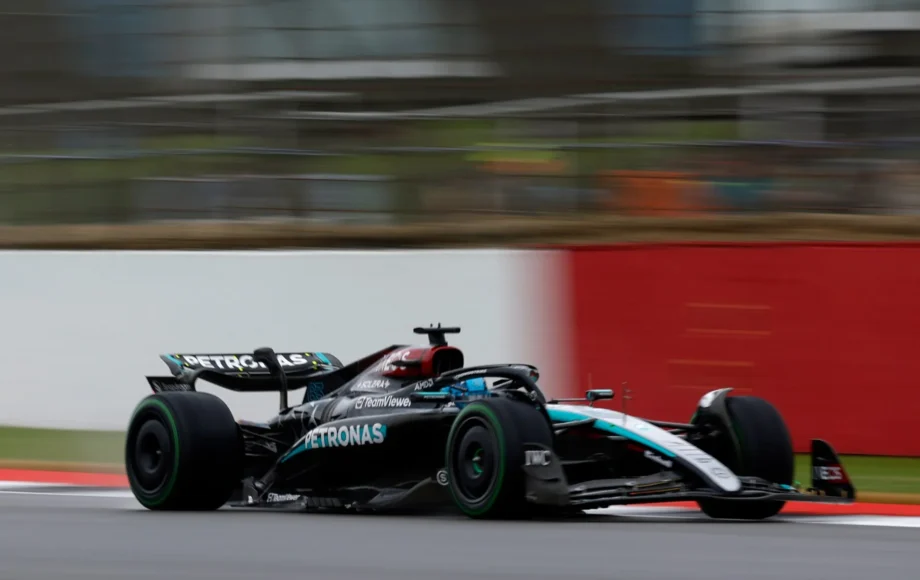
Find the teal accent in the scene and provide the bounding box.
[547,408,676,458]
[280,423,388,463]
[280,441,305,462]
[316,352,331,365]
[307,382,325,401]
[471,448,484,475]
[165,355,184,368]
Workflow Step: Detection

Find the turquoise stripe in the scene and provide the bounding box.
[315,352,331,365]
[547,408,676,458]
[280,441,305,463]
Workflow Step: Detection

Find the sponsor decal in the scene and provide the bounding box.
[436,469,448,486]
[412,378,435,391]
[267,493,301,503]
[667,439,734,480]
[667,440,713,464]
[353,379,391,392]
[644,450,674,469]
[524,449,551,466]
[814,465,846,483]
[375,350,412,372]
[303,423,387,450]
[354,395,411,410]
[179,353,312,370]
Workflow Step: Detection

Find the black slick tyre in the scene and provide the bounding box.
[125,391,243,511]
[695,396,794,520]
[444,397,553,519]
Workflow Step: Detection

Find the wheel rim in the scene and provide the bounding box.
[451,417,498,504]
[129,417,173,494]
[470,448,485,476]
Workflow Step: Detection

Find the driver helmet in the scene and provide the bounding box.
[441,377,489,399]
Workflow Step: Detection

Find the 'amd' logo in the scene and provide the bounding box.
[525,449,550,466]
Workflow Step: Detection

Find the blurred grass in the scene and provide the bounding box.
[0,426,125,466]
[0,425,917,496]
[14,213,920,252]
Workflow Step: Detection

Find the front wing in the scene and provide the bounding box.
[524,438,857,510]
[562,474,854,510]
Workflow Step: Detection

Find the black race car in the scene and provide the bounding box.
[126,325,856,519]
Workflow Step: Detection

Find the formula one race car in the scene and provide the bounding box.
[125,325,856,520]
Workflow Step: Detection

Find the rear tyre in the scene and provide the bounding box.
[125,392,243,511]
[445,398,553,519]
[694,396,794,520]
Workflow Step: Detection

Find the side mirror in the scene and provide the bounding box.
[586,389,614,401]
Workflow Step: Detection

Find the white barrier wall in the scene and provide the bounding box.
[0,249,570,430]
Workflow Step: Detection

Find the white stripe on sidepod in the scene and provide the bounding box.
[552,404,742,492]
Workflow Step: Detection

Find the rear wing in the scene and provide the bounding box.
[161,352,340,376]
[145,345,405,410]
[147,351,343,396]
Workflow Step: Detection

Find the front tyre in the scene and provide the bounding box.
[445,398,553,519]
[695,396,794,520]
[125,392,243,511]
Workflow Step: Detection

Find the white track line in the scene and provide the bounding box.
[791,515,920,528]
[0,489,136,499]
[0,482,71,489]
[589,506,920,528]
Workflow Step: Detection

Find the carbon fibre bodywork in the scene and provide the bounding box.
[140,326,856,515]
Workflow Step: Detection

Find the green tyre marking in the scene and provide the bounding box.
[445,403,506,517]
[129,398,181,508]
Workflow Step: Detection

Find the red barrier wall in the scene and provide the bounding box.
[565,243,920,456]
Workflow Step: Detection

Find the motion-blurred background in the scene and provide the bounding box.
[5,0,920,225]
[0,0,919,501]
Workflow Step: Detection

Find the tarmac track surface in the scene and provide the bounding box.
[0,491,917,580]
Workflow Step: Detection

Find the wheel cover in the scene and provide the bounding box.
[451,417,499,504]
[129,417,173,494]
